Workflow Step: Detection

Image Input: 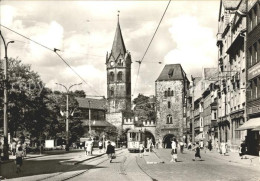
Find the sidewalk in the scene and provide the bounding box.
[203,149,260,167]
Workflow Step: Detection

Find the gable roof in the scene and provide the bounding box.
[156,64,187,81]
[76,97,106,110]
[222,0,241,10]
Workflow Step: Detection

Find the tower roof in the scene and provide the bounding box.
[156,64,187,81]
[111,20,126,58]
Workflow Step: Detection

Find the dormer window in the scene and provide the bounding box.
[168,68,174,78]
[110,87,114,97]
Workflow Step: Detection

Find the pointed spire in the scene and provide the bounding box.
[111,11,126,58]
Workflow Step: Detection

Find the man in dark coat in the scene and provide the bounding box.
[106,141,115,163]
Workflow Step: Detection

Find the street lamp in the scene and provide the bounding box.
[55,82,82,151]
[88,100,92,138]
[0,31,15,160]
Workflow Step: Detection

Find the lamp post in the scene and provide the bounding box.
[55,82,82,151]
[88,100,91,137]
[0,31,15,160]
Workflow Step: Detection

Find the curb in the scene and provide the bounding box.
[59,153,106,165]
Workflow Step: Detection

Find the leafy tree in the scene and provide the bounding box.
[132,94,156,124]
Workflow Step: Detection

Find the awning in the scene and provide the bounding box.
[236,118,260,131]
[252,126,260,131]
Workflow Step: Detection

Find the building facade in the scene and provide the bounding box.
[245,0,260,155]
[155,64,189,148]
[217,0,247,151]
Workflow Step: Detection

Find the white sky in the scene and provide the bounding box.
[0,0,219,98]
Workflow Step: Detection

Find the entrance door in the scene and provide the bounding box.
[163,134,174,149]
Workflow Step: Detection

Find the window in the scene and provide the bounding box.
[118,59,123,66]
[254,43,257,64]
[110,72,114,81]
[168,68,174,78]
[166,115,173,124]
[168,101,171,109]
[171,90,174,96]
[249,47,253,66]
[255,79,258,99]
[110,87,114,97]
[164,91,167,97]
[254,6,258,26]
[117,71,123,81]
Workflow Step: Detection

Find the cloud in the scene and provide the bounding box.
[164,15,218,77]
[0,5,16,27]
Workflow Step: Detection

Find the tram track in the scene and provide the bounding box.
[34,150,125,181]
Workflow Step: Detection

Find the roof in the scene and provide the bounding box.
[156,64,187,81]
[81,120,114,127]
[222,0,241,10]
[76,97,106,110]
[111,20,126,58]
[237,0,247,13]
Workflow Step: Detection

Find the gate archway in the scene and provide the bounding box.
[163,134,175,148]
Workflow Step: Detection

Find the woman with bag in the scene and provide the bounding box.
[15,146,24,173]
[106,141,115,163]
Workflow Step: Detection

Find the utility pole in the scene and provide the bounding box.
[88,100,91,137]
[0,31,14,160]
[56,82,82,151]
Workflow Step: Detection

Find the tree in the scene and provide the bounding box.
[133,94,156,124]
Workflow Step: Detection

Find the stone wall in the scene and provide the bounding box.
[106,112,123,128]
[155,80,185,141]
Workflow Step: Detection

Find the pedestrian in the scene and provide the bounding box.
[12,141,17,156]
[15,146,24,173]
[192,142,202,161]
[98,141,103,153]
[106,141,115,163]
[139,142,145,158]
[146,138,151,152]
[215,141,220,153]
[179,139,184,154]
[187,142,192,150]
[220,142,226,156]
[239,140,247,159]
[0,141,3,161]
[170,138,178,162]
[22,142,27,157]
[208,140,212,151]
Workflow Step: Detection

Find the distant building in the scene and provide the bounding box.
[76,97,113,139]
[155,64,189,148]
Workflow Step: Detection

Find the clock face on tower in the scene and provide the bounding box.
[110,61,115,67]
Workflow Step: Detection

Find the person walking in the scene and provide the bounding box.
[179,139,184,154]
[0,141,3,161]
[15,146,24,173]
[192,142,202,161]
[170,138,178,162]
[98,141,103,153]
[239,140,247,159]
[11,141,17,156]
[208,140,212,151]
[22,143,27,157]
[106,141,115,163]
[139,142,145,158]
[220,142,227,156]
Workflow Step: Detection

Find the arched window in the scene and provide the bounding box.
[117,71,123,81]
[110,72,114,82]
[110,87,114,97]
[118,59,123,66]
[168,101,171,109]
[171,90,174,96]
[166,114,173,124]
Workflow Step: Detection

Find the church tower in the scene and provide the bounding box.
[106,16,131,114]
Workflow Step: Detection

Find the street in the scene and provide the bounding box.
[2,148,260,181]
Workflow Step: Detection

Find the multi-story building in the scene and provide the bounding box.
[217,0,247,151]
[155,64,189,148]
[242,0,260,155]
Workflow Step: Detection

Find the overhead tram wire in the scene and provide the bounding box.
[132,0,171,96]
[0,24,101,96]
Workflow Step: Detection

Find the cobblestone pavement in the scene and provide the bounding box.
[136,148,260,181]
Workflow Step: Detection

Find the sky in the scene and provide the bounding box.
[0,0,220,98]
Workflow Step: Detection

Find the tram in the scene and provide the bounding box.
[127,129,145,152]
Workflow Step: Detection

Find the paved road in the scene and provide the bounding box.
[2,149,260,181]
[137,149,260,181]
